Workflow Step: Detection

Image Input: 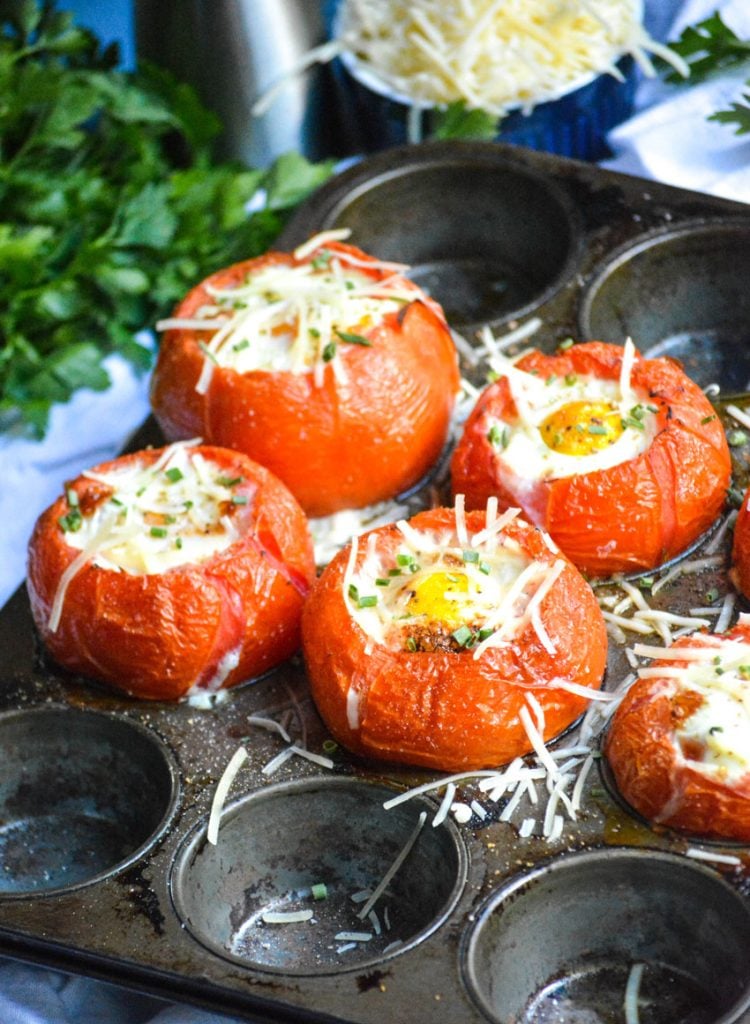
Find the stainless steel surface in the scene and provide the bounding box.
[134,0,331,167]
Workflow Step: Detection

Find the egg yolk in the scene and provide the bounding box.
[540,400,624,456]
[407,571,469,629]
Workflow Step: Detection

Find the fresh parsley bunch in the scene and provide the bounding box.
[663,12,750,135]
[0,0,334,436]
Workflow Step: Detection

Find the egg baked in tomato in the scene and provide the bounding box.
[27,442,315,701]
[301,499,607,771]
[451,339,731,577]
[604,621,750,842]
[150,230,460,518]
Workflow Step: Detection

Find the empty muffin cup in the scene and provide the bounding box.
[280,142,581,332]
[170,776,467,975]
[0,706,179,896]
[579,220,750,393]
[462,848,750,1024]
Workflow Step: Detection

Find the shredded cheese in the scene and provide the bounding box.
[332,0,688,119]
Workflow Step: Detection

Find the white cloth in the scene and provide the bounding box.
[3,0,750,1021]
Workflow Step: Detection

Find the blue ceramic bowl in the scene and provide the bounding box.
[325,2,639,162]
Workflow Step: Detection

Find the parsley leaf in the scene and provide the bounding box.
[432,100,501,141]
[661,12,750,84]
[0,0,334,437]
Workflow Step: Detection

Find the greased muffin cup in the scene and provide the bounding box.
[2,141,750,1024]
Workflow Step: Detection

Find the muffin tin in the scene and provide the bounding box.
[2,140,750,1024]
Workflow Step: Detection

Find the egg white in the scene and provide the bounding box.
[489,354,658,481]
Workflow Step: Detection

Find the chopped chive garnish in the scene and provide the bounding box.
[564,373,577,386]
[336,330,372,347]
[558,338,574,351]
[184,499,194,510]
[638,576,654,589]
[322,739,338,753]
[405,636,417,652]
[198,340,218,364]
[150,526,168,538]
[231,495,248,505]
[621,416,645,431]
[478,627,494,641]
[388,568,402,577]
[701,414,717,425]
[322,341,337,362]
[705,587,719,603]
[231,338,250,352]
[110,496,124,506]
[58,509,82,532]
[348,583,359,602]
[216,475,243,487]
[452,625,474,648]
[396,553,419,572]
[66,488,79,507]
[728,430,747,446]
[165,467,183,483]
[709,725,724,735]
[545,375,556,386]
[646,404,659,413]
[311,883,328,901]
[175,537,183,550]
[587,424,609,435]
[739,666,750,680]
[357,594,378,608]
[487,423,508,448]
[310,250,331,269]
[479,561,491,575]
[375,578,390,587]
[308,326,321,338]
[462,549,479,563]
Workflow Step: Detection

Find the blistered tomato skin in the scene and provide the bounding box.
[150,242,460,517]
[301,508,608,772]
[450,341,731,577]
[27,446,315,701]
[731,488,750,599]
[604,625,750,843]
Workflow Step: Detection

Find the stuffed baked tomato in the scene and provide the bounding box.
[604,621,750,842]
[451,339,731,577]
[150,231,459,517]
[27,442,315,701]
[302,501,607,771]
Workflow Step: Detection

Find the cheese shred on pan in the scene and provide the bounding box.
[333,0,689,117]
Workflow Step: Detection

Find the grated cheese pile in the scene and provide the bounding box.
[49,440,248,631]
[334,0,688,117]
[156,230,415,392]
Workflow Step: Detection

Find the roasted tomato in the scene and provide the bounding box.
[451,340,731,577]
[731,487,750,600]
[150,234,459,517]
[604,622,750,842]
[301,502,607,771]
[27,442,315,701]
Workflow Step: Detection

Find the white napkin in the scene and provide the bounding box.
[604,0,750,203]
[0,352,152,609]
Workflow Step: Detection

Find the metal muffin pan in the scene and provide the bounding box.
[2,140,750,1023]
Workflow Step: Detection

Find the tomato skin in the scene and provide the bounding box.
[150,242,460,517]
[27,446,315,701]
[604,625,750,843]
[451,342,731,577]
[731,488,750,599]
[302,508,607,772]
